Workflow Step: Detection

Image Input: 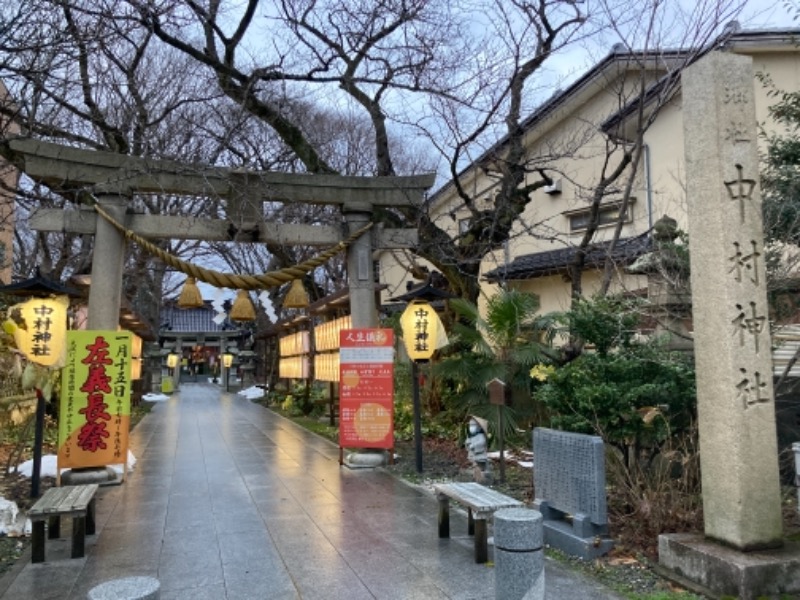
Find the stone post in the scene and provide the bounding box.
[87,194,128,330]
[794,442,800,513]
[494,508,545,600]
[144,342,162,394]
[343,204,377,328]
[683,51,782,549]
[174,337,183,389]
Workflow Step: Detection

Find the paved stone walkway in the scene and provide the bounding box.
[0,383,624,599]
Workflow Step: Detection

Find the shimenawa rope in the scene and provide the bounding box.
[93,204,372,291]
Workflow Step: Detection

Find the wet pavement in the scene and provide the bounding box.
[0,383,624,599]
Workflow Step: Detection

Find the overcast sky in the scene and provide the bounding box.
[739,0,797,28]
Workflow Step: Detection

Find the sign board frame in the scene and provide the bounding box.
[338,328,394,462]
[58,330,132,482]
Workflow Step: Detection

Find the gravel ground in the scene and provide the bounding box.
[386,437,703,600]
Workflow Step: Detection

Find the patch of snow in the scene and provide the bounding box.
[110,450,137,474]
[486,451,534,469]
[238,386,265,400]
[14,455,59,478]
[0,498,29,536]
[13,450,137,477]
[142,392,170,402]
[0,499,18,533]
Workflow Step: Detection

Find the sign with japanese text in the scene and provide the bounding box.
[339,328,394,449]
[9,296,69,368]
[58,330,132,472]
[399,300,448,361]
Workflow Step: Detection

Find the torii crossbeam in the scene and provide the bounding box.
[2,137,435,331]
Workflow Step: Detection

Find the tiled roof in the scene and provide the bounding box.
[160,303,232,333]
[484,234,653,282]
[0,274,81,297]
[428,28,799,207]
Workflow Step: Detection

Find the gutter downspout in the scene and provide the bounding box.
[644,143,653,232]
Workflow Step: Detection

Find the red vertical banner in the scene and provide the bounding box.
[339,328,394,450]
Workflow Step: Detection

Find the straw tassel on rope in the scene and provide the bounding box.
[284,278,310,309]
[230,290,257,321]
[177,277,204,309]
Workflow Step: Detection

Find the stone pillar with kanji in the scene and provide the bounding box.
[682,51,782,550]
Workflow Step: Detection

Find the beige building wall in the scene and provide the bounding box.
[644,45,800,235]
[0,80,18,285]
[379,35,800,319]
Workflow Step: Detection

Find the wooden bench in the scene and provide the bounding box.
[28,484,99,563]
[434,481,523,563]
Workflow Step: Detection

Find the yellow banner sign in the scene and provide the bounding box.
[58,330,132,470]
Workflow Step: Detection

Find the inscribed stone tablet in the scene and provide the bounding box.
[533,427,607,525]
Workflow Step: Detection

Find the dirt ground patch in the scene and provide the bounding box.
[386,434,800,599]
[386,436,534,501]
[0,446,56,579]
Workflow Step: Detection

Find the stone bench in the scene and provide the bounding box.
[27,483,99,562]
[434,481,523,563]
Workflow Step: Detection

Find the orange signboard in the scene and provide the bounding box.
[58,331,132,474]
[339,328,394,449]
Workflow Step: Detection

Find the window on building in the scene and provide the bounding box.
[565,199,634,232]
[373,260,381,283]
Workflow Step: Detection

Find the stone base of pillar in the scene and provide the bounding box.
[61,467,122,487]
[343,450,388,469]
[658,533,800,600]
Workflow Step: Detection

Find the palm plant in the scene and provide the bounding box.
[434,288,558,440]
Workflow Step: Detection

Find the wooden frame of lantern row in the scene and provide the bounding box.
[314,316,352,352]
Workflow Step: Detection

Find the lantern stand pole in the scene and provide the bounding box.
[487,378,508,484]
[412,360,423,474]
[497,403,506,484]
[220,348,226,392]
[31,387,46,498]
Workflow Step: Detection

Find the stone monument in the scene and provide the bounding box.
[532,428,614,559]
[658,51,800,599]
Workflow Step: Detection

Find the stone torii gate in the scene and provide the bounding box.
[2,138,434,333]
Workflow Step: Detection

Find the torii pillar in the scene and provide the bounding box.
[344,203,379,328]
[62,191,130,486]
[87,193,128,330]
